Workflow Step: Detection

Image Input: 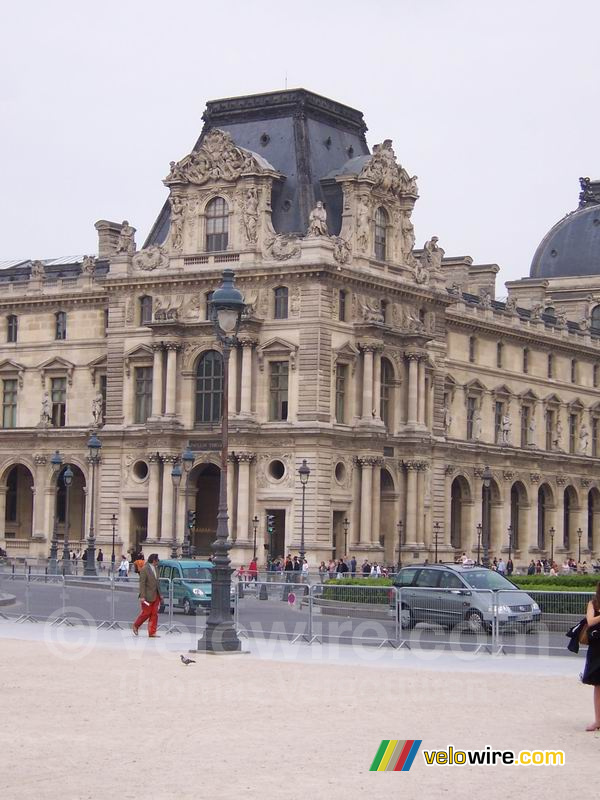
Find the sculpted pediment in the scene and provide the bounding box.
[257,337,298,371]
[333,342,360,374]
[0,359,25,388]
[38,356,75,386]
[87,355,107,386]
[124,345,153,377]
[164,129,278,187]
[358,140,418,199]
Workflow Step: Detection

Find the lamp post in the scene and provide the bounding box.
[48,450,63,574]
[578,527,583,563]
[84,433,102,577]
[61,465,73,575]
[197,268,244,653]
[171,461,182,559]
[476,523,482,566]
[252,515,259,561]
[298,459,310,562]
[549,526,555,565]
[507,523,512,566]
[433,521,441,563]
[481,465,492,568]
[343,517,349,559]
[181,446,195,558]
[397,520,404,572]
[110,513,117,573]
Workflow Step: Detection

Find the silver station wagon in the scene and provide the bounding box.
[393,564,541,632]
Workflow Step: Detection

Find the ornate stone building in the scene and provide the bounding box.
[1,89,600,567]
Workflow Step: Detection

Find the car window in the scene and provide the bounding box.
[439,572,464,589]
[396,568,418,587]
[160,566,172,581]
[182,567,212,581]
[414,569,440,588]
[461,570,515,590]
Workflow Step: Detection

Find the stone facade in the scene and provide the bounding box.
[2,91,600,568]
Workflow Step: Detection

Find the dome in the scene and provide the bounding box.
[530,178,600,278]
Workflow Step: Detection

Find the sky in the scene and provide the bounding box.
[0,0,597,293]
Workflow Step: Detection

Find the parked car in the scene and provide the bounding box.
[392,563,541,633]
[157,559,235,615]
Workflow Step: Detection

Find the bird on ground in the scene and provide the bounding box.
[180,655,196,666]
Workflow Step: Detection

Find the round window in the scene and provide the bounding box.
[335,461,346,484]
[268,460,286,481]
[132,460,149,481]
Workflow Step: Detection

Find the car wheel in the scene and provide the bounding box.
[183,598,195,616]
[465,610,485,634]
[400,603,415,630]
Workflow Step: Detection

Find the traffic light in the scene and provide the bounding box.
[187,510,197,530]
[267,514,275,535]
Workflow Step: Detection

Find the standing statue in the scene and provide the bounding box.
[116,221,136,255]
[472,409,482,441]
[528,413,536,447]
[169,196,185,251]
[40,392,51,427]
[307,201,328,236]
[579,423,590,455]
[442,403,452,435]
[399,209,416,263]
[30,260,45,280]
[356,197,370,251]
[242,187,259,244]
[92,392,104,427]
[553,416,563,451]
[81,255,96,275]
[422,236,445,273]
[500,414,511,445]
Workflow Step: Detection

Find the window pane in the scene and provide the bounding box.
[51,377,66,427]
[55,312,66,340]
[195,351,223,423]
[335,365,347,423]
[374,207,387,261]
[7,316,17,343]
[206,198,229,252]
[269,361,289,421]
[135,367,153,423]
[2,379,17,428]
[274,287,288,319]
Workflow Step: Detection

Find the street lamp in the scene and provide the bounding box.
[298,459,310,562]
[507,523,512,566]
[171,461,182,559]
[197,268,244,653]
[181,446,195,558]
[481,465,493,568]
[110,513,117,573]
[84,433,102,576]
[433,521,441,563]
[48,450,63,574]
[397,520,404,572]
[476,523,482,566]
[343,517,350,558]
[578,526,583,563]
[252,515,259,561]
[549,526,555,565]
[61,465,73,575]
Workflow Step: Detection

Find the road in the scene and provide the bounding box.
[0,574,580,658]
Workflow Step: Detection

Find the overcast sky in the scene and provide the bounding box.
[1,0,597,292]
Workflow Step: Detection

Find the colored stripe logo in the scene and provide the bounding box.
[370,740,422,772]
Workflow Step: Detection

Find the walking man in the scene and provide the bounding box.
[133,553,162,638]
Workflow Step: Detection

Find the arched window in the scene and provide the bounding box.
[205,197,229,252]
[591,305,600,330]
[195,351,223,423]
[380,358,393,427]
[139,296,153,325]
[544,306,556,318]
[55,311,67,340]
[274,287,288,319]
[374,207,388,261]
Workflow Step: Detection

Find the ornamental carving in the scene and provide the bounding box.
[264,234,301,261]
[131,245,169,272]
[256,453,294,488]
[402,460,429,471]
[555,476,566,486]
[359,140,418,199]
[530,473,541,484]
[331,236,351,265]
[581,478,591,488]
[164,129,267,186]
[154,296,182,321]
[503,470,515,481]
[289,286,301,317]
[444,464,456,476]
[357,295,384,323]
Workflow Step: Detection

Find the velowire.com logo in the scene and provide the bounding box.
[370,740,422,772]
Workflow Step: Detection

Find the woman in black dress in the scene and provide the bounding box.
[582,583,600,730]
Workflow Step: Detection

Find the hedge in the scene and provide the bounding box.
[322,577,393,604]
[510,575,599,589]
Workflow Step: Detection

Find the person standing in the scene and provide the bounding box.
[248,557,258,583]
[496,558,506,576]
[133,554,162,638]
[350,556,357,577]
[118,555,129,581]
[581,582,600,730]
[97,549,104,571]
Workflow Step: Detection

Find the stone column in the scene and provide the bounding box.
[372,349,382,422]
[554,482,565,553]
[160,457,175,545]
[404,461,418,545]
[32,455,48,538]
[164,343,180,417]
[406,353,419,425]
[239,339,255,417]
[0,487,6,548]
[361,346,374,420]
[359,457,373,543]
[151,344,164,419]
[236,454,255,541]
[227,454,236,537]
[417,358,426,425]
[147,454,161,541]
[522,484,538,557]
[228,345,238,416]
[416,464,427,546]
[371,459,383,544]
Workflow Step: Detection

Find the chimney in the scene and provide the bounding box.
[94,220,123,260]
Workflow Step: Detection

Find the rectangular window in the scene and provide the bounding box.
[523,348,529,374]
[594,365,599,389]
[593,417,599,458]
[134,367,153,424]
[466,396,476,439]
[521,405,530,448]
[569,413,577,454]
[7,315,17,343]
[51,377,66,427]
[335,364,347,424]
[494,401,504,443]
[496,342,503,368]
[339,290,346,322]
[2,379,17,428]
[269,361,289,421]
[545,409,554,450]
[274,288,288,320]
[571,360,577,383]
[547,353,554,379]
[104,308,109,336]
[468,337,476,363]
[55,312,67,341]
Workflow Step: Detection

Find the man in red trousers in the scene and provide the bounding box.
[133,553,162,637]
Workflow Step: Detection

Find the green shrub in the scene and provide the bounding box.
[511,574,599,589]
[322,577,392,604]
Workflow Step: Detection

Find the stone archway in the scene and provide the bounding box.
[55,464,87,547]
[510,481,528,553]
[450,476,471,551]
[379,467,396,563]
[3,464,34,543]
[189,462,220,556]
[564,485,579,552]
[537,483,554,551]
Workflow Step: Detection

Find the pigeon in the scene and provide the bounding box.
[180,655,196,666]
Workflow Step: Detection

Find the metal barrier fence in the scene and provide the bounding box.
[0,571,593,656]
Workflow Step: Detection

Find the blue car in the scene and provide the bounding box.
[158,559,235,615]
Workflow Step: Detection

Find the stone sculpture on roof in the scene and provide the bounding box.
[116,221,136,255]
[359,140,418,199]
[164,129,267,186]
[306,201,329,236]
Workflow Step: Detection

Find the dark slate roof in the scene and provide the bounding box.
[145,89,370,246]
[0,257,108,284]
[530,178,600,278]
